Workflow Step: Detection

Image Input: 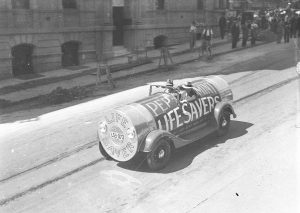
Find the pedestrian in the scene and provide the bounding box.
[231,20,240,49]
[250,21,258,46]
[242,21,250,47]
[290,13,297,38]
[276,18,284,43]
[284,20,290,43]
[261,15,268,29]
[200,24,213,58]
[296,14,300,37]
[270,18,277,33]
[219,13,227,40]
[189,21,197,50]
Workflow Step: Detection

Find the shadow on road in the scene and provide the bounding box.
[117,120,253,173]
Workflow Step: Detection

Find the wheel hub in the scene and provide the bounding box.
[158,149,165,159]
[222,118,227,127]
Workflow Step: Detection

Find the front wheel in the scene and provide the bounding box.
[146,139,172,171]
[217,109,231,136]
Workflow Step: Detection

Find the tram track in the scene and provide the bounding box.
[0,74,298,206]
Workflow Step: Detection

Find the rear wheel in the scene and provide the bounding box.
[217,109,231,136]
[146,139,171,171]
[99,142,113,160]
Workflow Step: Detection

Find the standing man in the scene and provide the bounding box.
[219,13,227,40]
[290,13,297,38]
[250,21,258,46]
[200,24,213,58]
[284,19,290,43]
[189,21,197,50]
[231,20,240,49]
[242,21,250,47]
[276,18,284,43]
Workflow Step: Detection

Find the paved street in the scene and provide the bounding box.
[0,42,299,212]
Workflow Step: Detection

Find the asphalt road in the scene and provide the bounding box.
[0,42,299,212]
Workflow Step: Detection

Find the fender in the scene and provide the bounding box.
[214,102,237,126]
[139,129,176,152]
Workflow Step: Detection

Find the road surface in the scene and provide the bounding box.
[0,42,299,212]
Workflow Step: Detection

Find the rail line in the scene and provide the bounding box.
[0,75,298,206]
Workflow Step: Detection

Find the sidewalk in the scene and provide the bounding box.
[0,38,265,105]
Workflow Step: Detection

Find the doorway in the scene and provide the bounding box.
[11,44,34,76]
[61,41,80,67]
[113,7,124,46]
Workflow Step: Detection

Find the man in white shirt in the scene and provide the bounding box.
[200,25,213,57]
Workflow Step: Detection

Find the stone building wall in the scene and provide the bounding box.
[0,0,113,79]
[0,0,226,80]
[123,0,224,50]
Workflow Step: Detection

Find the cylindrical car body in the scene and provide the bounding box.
[97,76,233,162]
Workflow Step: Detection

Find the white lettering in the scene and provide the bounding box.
[182,103,192,124]
[194,99,203,117]
[207,96,215,112]
[190,102,199,121]
[167,110,176,131]
[173,107,183,128]
[154,100,168,112]
[146,102,159,116]
[157,119,163,130]
[163,114,169,131]
[161,97,171,108]
[214,96,221,103]
[201,97,209,115]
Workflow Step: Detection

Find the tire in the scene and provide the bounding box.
[99,141,113,160]
[146,139,172,171]
[217,109,231,136]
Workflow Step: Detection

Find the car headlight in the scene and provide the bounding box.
[126,127,135,139]
[99,121,107,133]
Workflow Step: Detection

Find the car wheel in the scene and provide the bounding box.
[217,109,231,136]
[99,142,113,160]
[146,139,171,171]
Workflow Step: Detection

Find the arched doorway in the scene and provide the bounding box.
[11,44,34,76]
[61,41,80,67]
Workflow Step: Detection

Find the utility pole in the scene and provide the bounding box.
[294,37,300,128]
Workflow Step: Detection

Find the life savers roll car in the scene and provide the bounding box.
[97,76,236,171]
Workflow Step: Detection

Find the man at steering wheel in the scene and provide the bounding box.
[180,82,197,102]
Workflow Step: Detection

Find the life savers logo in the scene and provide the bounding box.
[145,95,220,132]
[110,126,125,145]
[141,80,221,133]
[100,111,138,161]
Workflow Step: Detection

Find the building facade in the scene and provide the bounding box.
[0,0,225,80]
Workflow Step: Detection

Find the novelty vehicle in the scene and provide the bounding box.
[97,76,236,170]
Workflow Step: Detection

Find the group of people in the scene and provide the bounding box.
[189,8,300,59]
[165,79,197,103]
[189,21,213,58]
[269,11,300,44]
[219,13,259,49]
[189,13,260,58]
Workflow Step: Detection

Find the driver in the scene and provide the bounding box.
[181,82,197,102]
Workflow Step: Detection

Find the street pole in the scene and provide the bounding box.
[294,37,300,128]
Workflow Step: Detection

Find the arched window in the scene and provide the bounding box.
[61,41,80,67]
[62,0,77,9]
[12,0,30,9]
[11,44,34,76]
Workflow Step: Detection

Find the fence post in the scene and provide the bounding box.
[95,61,115,89]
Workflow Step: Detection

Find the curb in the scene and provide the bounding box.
[0,41,229,96]
[1,41,270,107]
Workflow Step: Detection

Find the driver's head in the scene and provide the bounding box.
[182,82,194,96]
